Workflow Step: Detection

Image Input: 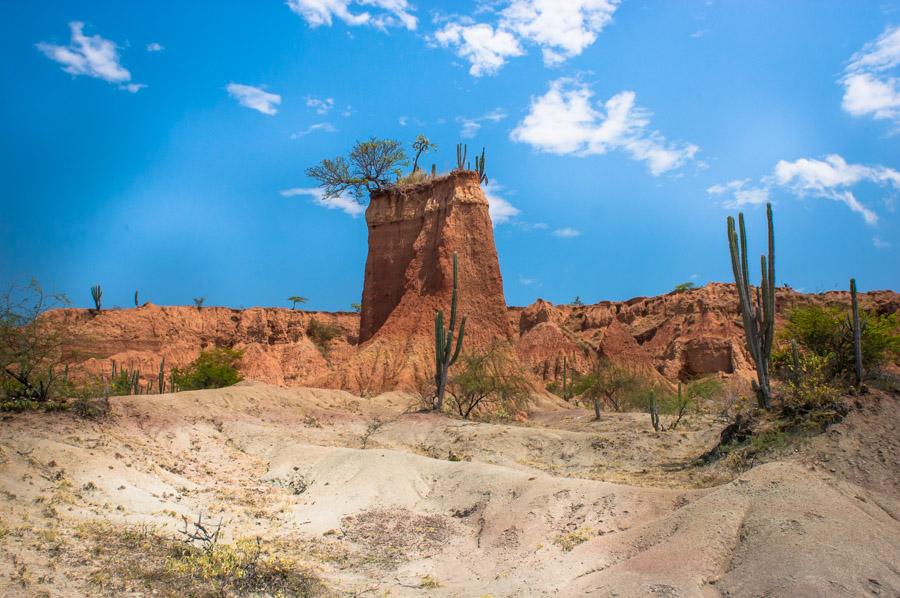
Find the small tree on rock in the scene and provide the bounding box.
[306,138,408,200]
[288,296,308,310]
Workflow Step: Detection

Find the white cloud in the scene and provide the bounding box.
[482,181,520,225]
[873,235,891,248]
[432,21,524,77]
[499,0,619,66]
[287,0,417,30]
[227,83,281,115]
[291,122,337,138]
[553,227,581,238]
[840,26,900,126]
[707,179,770,208]
[146,42,164,52]
[518,275,538,286]
[773,154,899,225]
[280,187,365,217]
[306,96,334,114]
[457,108,507,138]
[510,78,698,175]
[37,21,143,92]
[398,116,408,126]
[432,0,619,76]
[710,154,898,225]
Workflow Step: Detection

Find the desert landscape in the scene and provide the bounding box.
[3,2,900,597]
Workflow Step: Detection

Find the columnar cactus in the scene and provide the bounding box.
[158,358,166,394]
[134,290,140,307]
[433,252,467,411]
[727,203,775,409]
[475,147,488,184]
[850,278,863,386]
[456,143,467,171]
[91,285,102,311]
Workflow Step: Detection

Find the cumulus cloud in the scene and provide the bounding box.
[553,227,581,238]
[227,83,281,115]
[707,179,770,208]
[457,108,507,138]
[432,0,619,76]
[499,0,619,65]
[146,42,164,52]
[280,187,365,217]
[287,0,416,30]
[840,26,900,127]
[482,181,520,225]
[37,21,143,92]
[291,122,337,138]
[510,78,698,175]
[432,21,524,77]
[773,154,899,225]
[708,154,899,225]
[306,96,334,114]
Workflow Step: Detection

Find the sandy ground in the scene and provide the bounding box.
[0,382,898,597]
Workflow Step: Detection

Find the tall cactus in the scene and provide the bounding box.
[475,147,488,184]
[433,252,467,411]
[727,203,775,409]
[134,290,140,307]
[850,278,863,386]
[158,358,166,394]
[456,143,467,171]
[91,285,102,311]
[561,356,568,401]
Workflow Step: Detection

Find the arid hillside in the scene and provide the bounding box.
[43,283,899,396]
[0,382,897,596]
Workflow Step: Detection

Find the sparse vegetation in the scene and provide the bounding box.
[410,134,437,174]
[77,521,325,597]
[350,302,361,313]
[774,303,899,386]
[1,279,73,409]
[573,358,641,419]
[193,296,205,310]
[553,527,594,552]
[307,137,408,200]
[673,282,696,293]
[171,347,243,391]
[446,344,531,419]
[306,318,343,353]
[288,296,308,310]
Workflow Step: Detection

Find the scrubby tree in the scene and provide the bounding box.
[306,138,408,200]
[447,345,531,419]
[288,296,308,310]
[573,358,641,419]
[193,297,205,310]
[673,282,696,293]
[350,302,361,313]
[410,134,437,173]
[1,280,72,405]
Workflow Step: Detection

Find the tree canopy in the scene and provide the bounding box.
[306,137,408,200]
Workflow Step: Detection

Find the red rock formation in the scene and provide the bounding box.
[359,170,511,346]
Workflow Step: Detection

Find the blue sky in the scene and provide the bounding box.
[1,0,898,310]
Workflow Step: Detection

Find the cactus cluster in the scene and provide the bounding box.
[727,203,775,409]
[104,359,170,395]
[433,252,467,411]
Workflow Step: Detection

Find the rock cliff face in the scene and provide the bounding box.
[359,170,511,346]
[46,285,898,396]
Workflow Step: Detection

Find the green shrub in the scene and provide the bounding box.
[779,304,899,383]
[171,348,243,391]
[447,345,532,419]
[306,319,343,352]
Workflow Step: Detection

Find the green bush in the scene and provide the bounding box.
[171,348,243,391]
[447,345,532,419]
[306,318,343,352]
[778,304,900,383]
